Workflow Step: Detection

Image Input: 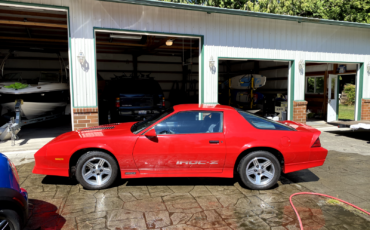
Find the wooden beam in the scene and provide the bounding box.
[146,37,175,52]
[259,65,288,72]
[305,70,357,76]
[0,20,67,29]
[0,36,67,43]
[98,70,199,74]
[96,41,198,49]
[0,9,66,19]
[0,16,66,25]
[96,59,198,65]
[306,63,327,67]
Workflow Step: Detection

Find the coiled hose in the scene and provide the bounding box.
[290,192,370,230]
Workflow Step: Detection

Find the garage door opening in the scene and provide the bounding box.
[94,31,200,124]
[0,5,71,142]
[305,63,358,122]
[218,59,290,121]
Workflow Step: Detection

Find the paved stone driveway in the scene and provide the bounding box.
[17,150,370,230]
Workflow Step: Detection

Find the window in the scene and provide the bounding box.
[237,109,295,131]
[131,108,174,134]
[155,111,223,135]
[306,77,324,94]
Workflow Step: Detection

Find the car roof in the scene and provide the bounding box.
[173,104,236,112]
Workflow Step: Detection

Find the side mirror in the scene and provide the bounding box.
[145,128,157,137]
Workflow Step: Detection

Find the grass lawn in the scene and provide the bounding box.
[338,104,355,120]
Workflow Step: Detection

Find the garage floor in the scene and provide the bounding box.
[0,116,71,164]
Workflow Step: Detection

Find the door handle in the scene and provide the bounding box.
[209,140,219,144]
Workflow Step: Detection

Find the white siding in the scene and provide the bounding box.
[2,0,370,107]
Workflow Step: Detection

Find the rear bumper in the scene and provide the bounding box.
[284,147,328,173]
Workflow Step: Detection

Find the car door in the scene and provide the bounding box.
[133,111,226,174]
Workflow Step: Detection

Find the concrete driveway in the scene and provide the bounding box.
[3,123,370,229]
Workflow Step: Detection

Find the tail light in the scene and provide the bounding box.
[162,97,165,107]
[116,97,120,108]
[312,137,321,148]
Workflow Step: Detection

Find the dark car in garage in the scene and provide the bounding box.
[103,77,165,122]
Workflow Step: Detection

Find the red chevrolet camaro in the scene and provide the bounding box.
[33,104,327,190]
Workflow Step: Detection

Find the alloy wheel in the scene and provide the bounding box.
[246,157,275,185]
[82,157,112,186]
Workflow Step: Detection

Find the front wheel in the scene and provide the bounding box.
[238,151,281,190]
[75,151,118,190]
[0,209,21,230]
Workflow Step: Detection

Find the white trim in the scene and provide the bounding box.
[355,64,360,121]
[288,61,291,121]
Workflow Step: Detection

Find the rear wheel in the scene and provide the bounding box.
[75,151,118,190]
[238,151,281,190]
[0,209,21,230]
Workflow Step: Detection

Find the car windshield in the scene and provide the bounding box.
[237,109,296,131]
[131,108,174,134]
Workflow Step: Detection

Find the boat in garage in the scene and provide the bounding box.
[0,51,70,141]
[0,72,70,120]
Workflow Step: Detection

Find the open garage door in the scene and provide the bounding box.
[94,31,200,124]
[218,59,290,121]
[0,5,71,142]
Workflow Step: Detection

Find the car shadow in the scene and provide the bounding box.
[326,130,370,142]
[40,170,319,190]
[26,199,66,230]
[41,175,78,186]
[282,169,320,183]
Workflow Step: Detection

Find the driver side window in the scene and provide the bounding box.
[155,111,223,135]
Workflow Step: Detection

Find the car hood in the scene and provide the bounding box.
[49,122,138,143]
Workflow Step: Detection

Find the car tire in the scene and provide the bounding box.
[0,209,21,230]
[75,151,118,190]
[238,151,281,190]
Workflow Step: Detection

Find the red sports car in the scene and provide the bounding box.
[33,104,327,190]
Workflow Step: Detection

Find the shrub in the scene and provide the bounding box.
[343,84,356,105]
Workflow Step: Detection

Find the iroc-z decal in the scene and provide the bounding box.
[176,161,219,165]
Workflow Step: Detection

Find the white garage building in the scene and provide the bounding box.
[1,0,369,130]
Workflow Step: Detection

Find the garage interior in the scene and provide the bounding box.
[218,60,289,121]
[0,5,71,140]
[305,63,358,121]
[94,31,199,124]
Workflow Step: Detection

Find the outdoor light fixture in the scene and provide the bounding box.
[209,56,215,69]
[367,62,370,73]
[77,51,89,72]
[166,39,173,46]
[109,34,142,40]
[298,60,304,74]
[77,51,86,65]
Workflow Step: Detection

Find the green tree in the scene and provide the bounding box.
[160,0,370,23]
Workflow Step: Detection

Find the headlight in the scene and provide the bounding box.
[7,158,20,184]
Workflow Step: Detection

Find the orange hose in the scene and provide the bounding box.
[290,192,370,230]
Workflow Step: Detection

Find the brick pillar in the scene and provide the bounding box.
[72,107,99,131]
[293,101,307,124]
[361,99,370,120]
